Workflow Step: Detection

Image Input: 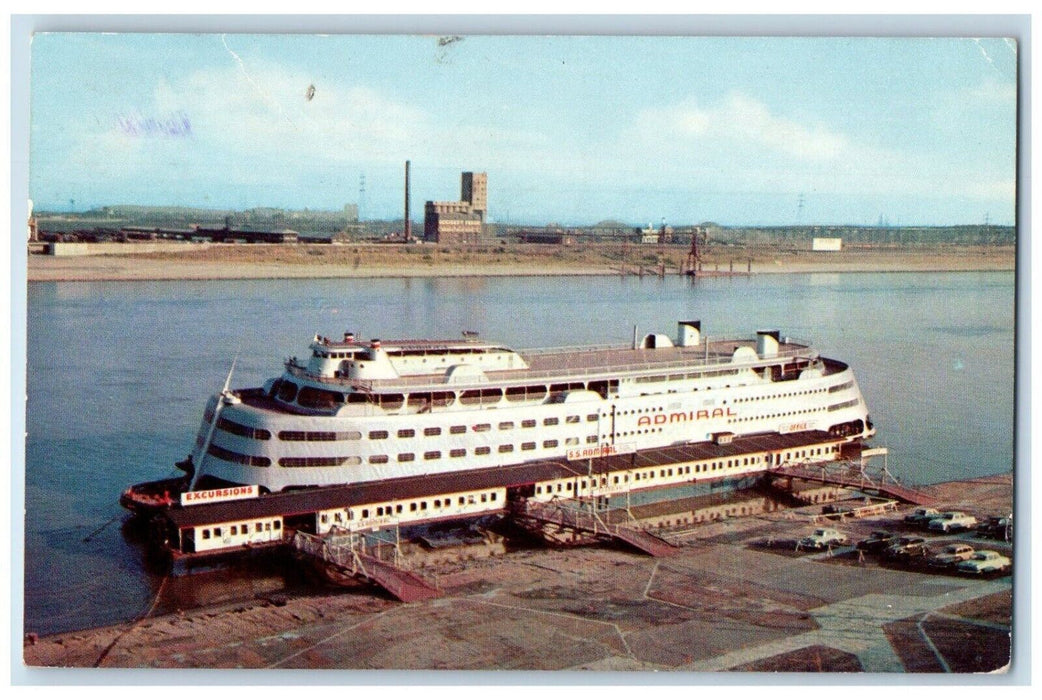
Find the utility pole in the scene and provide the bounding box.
[358,174,366,222]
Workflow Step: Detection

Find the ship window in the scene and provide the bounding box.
[398,429,415,438]
[544,417,559,426]
[424,427,442,436]
[586,435,598,444]
[450,425,466,434]
[506,385,547,402]
[214,527,222,537]
[566,415,580,424]
[410,503,417,512]
[433,500,441,508]
[450,448,466,458]
[218,417,272,440]
[461,388,503,406]
[423,391,450,408]
[369,430,389,440]
[256,522,263,531]
[347,392,371,404]
[472,423,491,432]
[202,529,210,539]
[424,450,441,460]
[280,456,353,467]
[498,421,514,430]
[362,509,369,518]
[207,444,271,467]
[398,453,415,462]
[297,386,345,409]
[565,437,579,446]
[550,382,585,397]
[490,492,497,501]
[369,454,389,464]
[277,381,298,402]
[587,414,598,422]
[498,444,514,453]
[459,496,466,505]
[521,442,536,451]
[407,392,432,408]
[481,494,487,503]
[376,394,404,410]
[475,446,491,456]
[521,419,537,428]
[543,439,558,448]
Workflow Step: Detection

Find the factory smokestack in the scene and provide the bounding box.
[404,160,411,242]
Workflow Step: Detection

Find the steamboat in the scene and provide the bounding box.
[122,321,874,558]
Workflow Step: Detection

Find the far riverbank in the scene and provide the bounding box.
[26,243,1016,282]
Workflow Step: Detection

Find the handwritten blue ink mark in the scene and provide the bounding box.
[116,111,192,137]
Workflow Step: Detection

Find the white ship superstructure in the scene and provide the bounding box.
[188,321,874,494]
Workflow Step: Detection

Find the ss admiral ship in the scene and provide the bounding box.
[122,321,874,556]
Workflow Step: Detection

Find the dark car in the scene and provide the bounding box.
[884,536,930,561]
[856,530,899,553]
[976,516,1013,542]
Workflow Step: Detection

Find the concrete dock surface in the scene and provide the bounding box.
[23,474,1013,673]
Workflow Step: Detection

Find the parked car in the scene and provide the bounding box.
[904,507,940,526]
[798,528,848,550]
[956,550,1011,575]
[976,515,1013,541]
[927,543,976,569]
[927,511,978,533]
[884,536,930,561]
[856,530,899,553]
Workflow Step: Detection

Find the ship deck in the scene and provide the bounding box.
[284,337,821,392]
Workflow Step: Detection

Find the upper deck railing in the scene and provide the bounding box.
[281,336,822,394]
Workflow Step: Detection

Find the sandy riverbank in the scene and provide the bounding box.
[26,243,1016,282]
[22,473,1013,673]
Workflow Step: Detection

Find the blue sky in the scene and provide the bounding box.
[29,33,1018,226]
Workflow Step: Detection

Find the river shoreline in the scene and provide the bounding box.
[26,244,1016,282]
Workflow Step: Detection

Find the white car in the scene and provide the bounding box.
[928,511,978,533]
[798,528,848,550]
[956,550,1011,575]
[904,507,941,525]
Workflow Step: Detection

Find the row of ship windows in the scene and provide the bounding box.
[532,445,839,494]
[208,436,599,468]
[633,368,742,384]
[733,388,825,403]
[272,379,620,410]
[200,520,281,540]
[342,491,501,520]
[611,428,665,438]
[727,407,825,423]
[217,414,600,442]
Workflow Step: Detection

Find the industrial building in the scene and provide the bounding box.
[424,172,488,244]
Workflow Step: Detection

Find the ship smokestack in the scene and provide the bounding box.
[404,160,411,243]
[677,320,702,347]
[757,329,780,358]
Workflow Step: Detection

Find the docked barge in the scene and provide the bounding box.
[122,321,875,562]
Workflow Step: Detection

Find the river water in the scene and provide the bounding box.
[23,271,1015,635]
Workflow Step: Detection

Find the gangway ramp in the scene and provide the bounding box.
[292,531,439,603]
[610,526,678,558]
[516,500,678,557]
[771,461,934,506]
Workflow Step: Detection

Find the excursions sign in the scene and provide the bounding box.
[180,485,260,506]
